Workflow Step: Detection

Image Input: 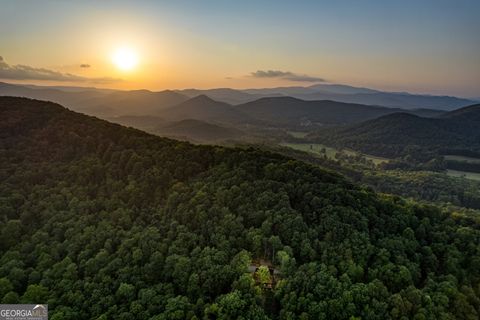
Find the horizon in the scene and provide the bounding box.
[2,80,478,101]
[1,0,479,98]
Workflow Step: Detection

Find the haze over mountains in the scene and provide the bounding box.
[1,81,475,116]
[0,81,462,122]
[1,80,476,143]
[0,82,188,117]
[178,83,475,110]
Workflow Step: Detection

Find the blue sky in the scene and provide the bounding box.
[0,0,479,96]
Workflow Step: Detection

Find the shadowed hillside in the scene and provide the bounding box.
[76,89,189,116]
[235,96,444,128]
[309,104,480,161]
[155,118,245,142]
[160,94,254,124]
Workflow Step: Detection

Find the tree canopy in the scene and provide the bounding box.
[0,97,479,319]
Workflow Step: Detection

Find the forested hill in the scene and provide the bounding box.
[1,97,479,319]
[441,103,480,121]
[309,104,480,161]
[233,96,443,127]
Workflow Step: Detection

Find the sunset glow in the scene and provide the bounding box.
[112,47,138,71]
[0,1,478,96]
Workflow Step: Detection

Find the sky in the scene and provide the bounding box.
[0,0,479,97]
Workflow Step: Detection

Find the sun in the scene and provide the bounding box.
[112,47,138,71]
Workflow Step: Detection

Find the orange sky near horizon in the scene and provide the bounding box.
[1,1,479,97]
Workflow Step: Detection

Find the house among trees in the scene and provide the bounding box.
[248,259,280,289]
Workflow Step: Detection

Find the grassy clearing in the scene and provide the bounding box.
[287,131,309,139]
[446,169,480,181]
[444,155,480,163]
[280,142,389,165]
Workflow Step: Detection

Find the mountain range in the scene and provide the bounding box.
[234,96,444,127]
[179,83,475,110]
[1,81,475,116]
[0,82,189,117]
[1,81,475,143]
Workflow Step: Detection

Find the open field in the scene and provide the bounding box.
[280,142,390,165]
[287,131,310,139]
[446,169,480,181]
[444,155,480,163]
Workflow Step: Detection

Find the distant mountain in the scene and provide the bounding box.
[76,89,188,116]
[235,96,444,128]
[102,94,444,141]
[183,85,474,110]
[0,82,189,117]
[310,103,480,160]
[234,84,474,110]
[176,88,267,105]
[440,103,480,122]
[243,86,316,96]
[107,115,168,131]
[1,81,474,113]
[108,95,444,136]
[407,108,445,118]
[243,84,378,96]
[155,119,244,142]
[21,83,117,93]
[293,91,474,111]
[0,81,107,108]
[107,115,244,142]
[307,84,379,94]
[160,95,254,124]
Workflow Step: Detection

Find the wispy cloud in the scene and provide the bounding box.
[80,64,91,68]
[250,70,325,83]
[0,56,119,83]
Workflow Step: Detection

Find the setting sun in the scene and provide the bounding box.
[112,47,138,71]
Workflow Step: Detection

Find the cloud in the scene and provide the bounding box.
[250,69,325,82]
[80,64,91,68]
[251,70,293,78]
[0,56,119,83]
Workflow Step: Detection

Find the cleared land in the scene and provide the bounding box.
[446,169,480,181]
[444,155,480,163]
[287,131,309,139]
[280,142,389,165]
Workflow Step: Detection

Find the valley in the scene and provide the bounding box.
[280,142,390,165]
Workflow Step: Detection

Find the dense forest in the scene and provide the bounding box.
[1,97,479,319]
[272,146,480,210]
